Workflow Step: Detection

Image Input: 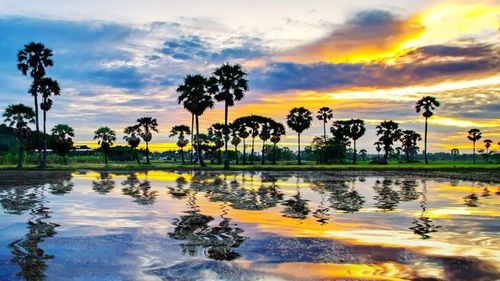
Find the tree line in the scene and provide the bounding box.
[2,42,497,167]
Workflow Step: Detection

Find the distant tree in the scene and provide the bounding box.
[123,125,141,165]
[400,130,421,162]
[208,123,225,164]
[374,141,383,159]
[2,104,35,167]
[17,42,54,167]
[50,124,74,165]
[94,127,116,165]
[259,120,272,165]
[345,119,365,164]
[230,123,241,164]
[416,96,440,164]
[136,117,158,165]
[170,125,191,164]
[359,149,367,161]
[316,107,333,141]
[376,120,402,163]
[32,77,60,161]
[287,107,312,165]
[177,74,214,167]
[208,63,248,169]
[484,139,493,153]
[270,122,286,164]
[232,118,251,164]
[244,116,261,164]
[467,128,482,164]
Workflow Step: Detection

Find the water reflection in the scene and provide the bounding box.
[0,171,498,281]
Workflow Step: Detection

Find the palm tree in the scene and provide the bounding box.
[17,42,54,167]
[316,107,333,141]
[136,117,159,165]
[123,125,141,165]
[229,123,241,164]
[467,128,482,163]
[400,130,421,162]
[359,149,367,161]
[94,127,116,165]
[32,77,60,161]
[376,121,402,163]
[2,104,35,167]
[374,141,383,159]
[208,123,225,164]
[50,124,74,165]
[259,120,272,165]
[246,116,261,165]
[484,139,493,153]
[177,74,214,167]
[208,64,248,169]
[345,119,365,164]
[270,121,286,165]
[232,118,250,164]
[416,96,440,164]
[170,125,191,164]
[286,107,312,165]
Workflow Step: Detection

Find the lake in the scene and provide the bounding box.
[0,170,498,281]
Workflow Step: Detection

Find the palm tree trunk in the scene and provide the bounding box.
[104,151,108,165]
[43,108,47,166]
[224,101,230,169]
[33,91,44,168]
[196,115,206,167]
[323,121,327,142]
[146,141,150,164]
[190,113,194,164]
[424,117,428,164]
[134,148,140,165]
[297,133,301,165]
[181,148,185,164]
[17,142,24,168]
[383,145,389,162]
[473,141,476,164]
[242,138,246,164]
[272,143,277,165]
[353,139,357,164]
[234,145,239,164]
[261,140,265,165]
[250,137,255,164]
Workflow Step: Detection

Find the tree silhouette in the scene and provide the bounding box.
[345,119,365,164]
[32,77,60,162]
[287,107,312,165]
[259,119,272,165]
[229,123,241,164]
[374,141,383,159]
[92,172,115,194]
[400,130,421,162]
[17,42,54,168]
[483,139,492,153]
[416,96,440,164]
[467,128,482,163]
[208,63,248,169]
[359,149,367,161]
[316,107,333,141]
[208,123,225,164]
[376,121,402,163]
[270,121,286,164]
[170,125,191,164]
[136,117,158,165]
[50,124,74,165]
[232,117,251,164]
[2,104,35,167]
[177,74,214,167]
[93,127,116,165]
[123,125,141,165]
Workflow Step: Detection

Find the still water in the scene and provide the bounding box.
[0,170,498,281]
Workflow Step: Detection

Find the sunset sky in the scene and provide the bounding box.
[0,0,498,152]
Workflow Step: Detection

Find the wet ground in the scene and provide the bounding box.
[0,170,498,281]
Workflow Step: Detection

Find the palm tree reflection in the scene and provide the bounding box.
[373,179,400,211]
[92,172,115,194]
[121,174,158,205]
[328,179,365,213]
[410,180,441,239]
[49,174,74,195]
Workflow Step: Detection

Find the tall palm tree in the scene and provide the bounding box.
[416,96,440,164]
[123,125,141,165]
[316,107,333,141]
[467,128,482,163]
[259,120,272,165]
[208,64,248,169]
[32,77,60,161]
[136,117,159,165]
[286,107,312,165]
[345,119,366,164]
[94,127,116,165]
[270,121,286,165]
[190,113,194,163]
[50,124,74,165]
[177,74,214,167]
[376,120,402,163]
[2,104,35,167]
[170,125,191,164]
[17,42,54,168]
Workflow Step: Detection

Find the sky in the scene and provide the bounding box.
[0,0,499,153]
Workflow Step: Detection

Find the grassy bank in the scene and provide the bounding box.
[1,161,499,172]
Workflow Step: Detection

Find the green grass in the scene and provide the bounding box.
[1,161,499,172]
